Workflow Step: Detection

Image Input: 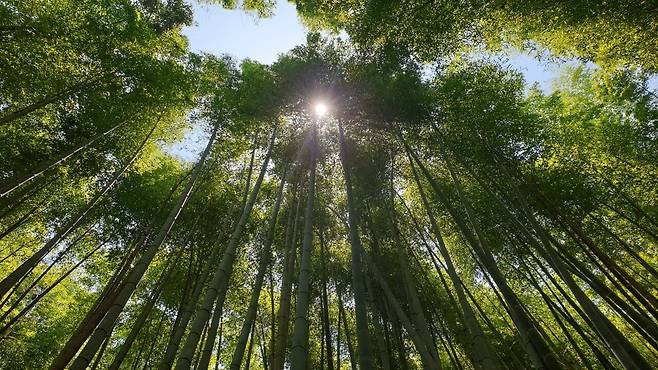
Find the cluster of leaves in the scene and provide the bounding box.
[294,0,658,71]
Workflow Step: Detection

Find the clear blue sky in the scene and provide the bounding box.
[182,0,308,65]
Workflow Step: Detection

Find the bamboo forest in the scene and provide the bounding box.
[1,1,658,369]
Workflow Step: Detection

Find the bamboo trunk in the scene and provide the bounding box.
[0,117,159,301]
[174,127,276,370]
[290,125,318,370]
[228,170,287,370]
[0,118,127,198]
[337,122,374,370]
[402,137,559,368]
[65,124,219,370]
[408,154,498,370]
[271,184,302,370]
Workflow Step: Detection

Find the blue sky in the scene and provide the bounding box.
[182,1,569,91]
[182,1,307,65]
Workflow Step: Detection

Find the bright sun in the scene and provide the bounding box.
[314,102,328,117]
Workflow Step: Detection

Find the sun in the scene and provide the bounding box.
[314,102,328,117]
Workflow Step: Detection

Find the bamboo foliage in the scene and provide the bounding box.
[1,3,658,369]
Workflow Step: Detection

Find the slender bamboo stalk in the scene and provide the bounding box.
[336,122,374,370]
[0,117,160,301]
[0,118,128,198]
[174,126,277,370]
[290,125,319,370]
[228,169,287,370]
[271,182,302,370]
[65,123,220,370]
[402,136,559,368]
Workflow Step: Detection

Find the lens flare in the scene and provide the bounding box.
[314,103,328,116]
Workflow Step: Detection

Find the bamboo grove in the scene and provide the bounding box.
[1,1,657,369]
